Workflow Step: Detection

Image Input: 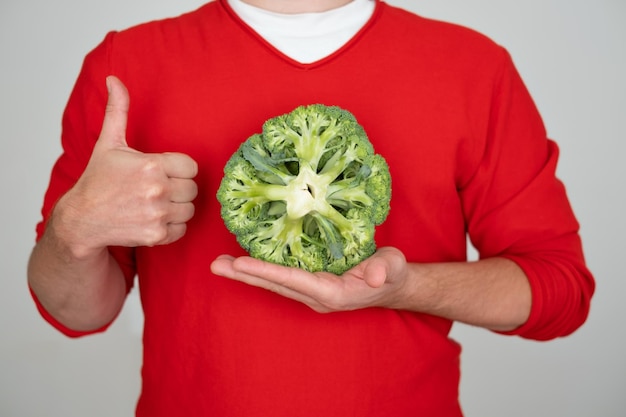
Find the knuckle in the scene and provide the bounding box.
[145,204,168,223]
[140,208,169,247]
[144,226,169,247]
[141,156,162,174]
[144,183,166,200]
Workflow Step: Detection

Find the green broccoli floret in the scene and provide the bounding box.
[217,104,392,274]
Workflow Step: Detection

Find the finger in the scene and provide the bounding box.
[211,256,320,306]
[98,76,130,149]
[232,256,304,285]
[166,201,196,225]
[160,223,188,245]
[140,222,189,247]
[162,152,198,179]
[168,178,198,203]
[231,256,334,297]
[214,256,300,289]
[210,255,239,278]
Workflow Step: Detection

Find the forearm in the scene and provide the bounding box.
[27,198,128,332]
[400,257,531,331]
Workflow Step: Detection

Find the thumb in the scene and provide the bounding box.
[362,247,405,288]
[362,255,388,288]
[98,75,130,148]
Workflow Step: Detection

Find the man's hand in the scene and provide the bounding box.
[211,247,531,331]
[56,75,199,258]
[210,247,413,313]
[27,76,199,331]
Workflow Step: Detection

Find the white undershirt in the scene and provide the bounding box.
[227,0,376,64]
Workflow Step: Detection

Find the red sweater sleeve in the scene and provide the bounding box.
[460,50,594,340]
[31,32,137,338]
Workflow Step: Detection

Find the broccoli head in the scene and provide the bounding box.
[217,104,391,274]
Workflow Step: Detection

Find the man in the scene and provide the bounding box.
[28,0,595,415]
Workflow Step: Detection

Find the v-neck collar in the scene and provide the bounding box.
[220,0,383,69]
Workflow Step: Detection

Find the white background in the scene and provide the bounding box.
[1,0,624,416]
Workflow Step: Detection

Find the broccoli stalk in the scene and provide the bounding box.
[217,104,391,274]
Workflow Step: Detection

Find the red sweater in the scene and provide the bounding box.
[33,1,595,415]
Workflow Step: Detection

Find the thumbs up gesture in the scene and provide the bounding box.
[57,76,198,255]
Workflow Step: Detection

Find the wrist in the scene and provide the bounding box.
[45,191,107,262]
[396,262,441,312]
